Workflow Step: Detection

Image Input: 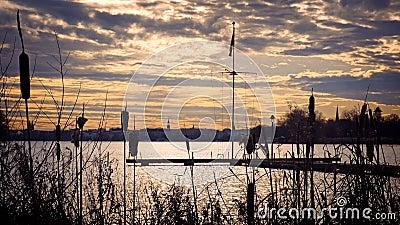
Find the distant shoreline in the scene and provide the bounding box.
[5,129,400,145]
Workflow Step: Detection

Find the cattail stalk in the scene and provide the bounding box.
[77,105,87,225]
[17,10,37,222]
[121,108,128,225]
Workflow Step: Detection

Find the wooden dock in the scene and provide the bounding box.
[126,158,400,178]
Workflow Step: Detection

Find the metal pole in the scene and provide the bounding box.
[231,21,235,159]
[121,110,127,225]
[123,135,126,225]
[247,182,254,225]
[271,120,274,159]
[133,116,136,224]
[133,159,136,225]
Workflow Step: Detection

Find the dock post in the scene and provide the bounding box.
[247,182,254,225]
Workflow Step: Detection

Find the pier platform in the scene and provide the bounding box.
[126,158,400,178]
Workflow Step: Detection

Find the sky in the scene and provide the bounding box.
[0,0,399,130]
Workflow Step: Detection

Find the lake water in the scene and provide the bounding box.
[28,141,399,219]
[54,141,400,187]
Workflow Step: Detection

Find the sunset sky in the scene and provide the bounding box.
[1,0,399,130]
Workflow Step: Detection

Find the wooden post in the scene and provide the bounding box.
[247,182,255,225]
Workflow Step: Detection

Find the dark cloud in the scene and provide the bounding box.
[240,37,271,51]
[130,73,235,89]
[283,48,332,56]
[340,0,391,11]
[369,20,400,36]
[320,21,357,29]
[39,72,131,82]
[136,2,160,8]
[292,20,317,34]
[14,0,91,25]
[288,71,400,105]
[93,11,140,30]
[283,18,400,59]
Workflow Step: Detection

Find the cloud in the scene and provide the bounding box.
[1,0,399,128]
[292,20,317,34]
[340,0,391,11]
[287,71,400,105]
[13,0,91,25]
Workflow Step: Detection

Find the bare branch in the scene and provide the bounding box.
[31,55,37,79]
[62,82,81,131]
[1,36,16,79]
[46,61,61,73]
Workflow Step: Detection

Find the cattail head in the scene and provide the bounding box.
[121,110,129,132]
[56,124,61,142]
[186,138,190,152]
[246,133,255,154]
[17,10,30,100]
[77,116,88,129]
[56,143,61,162]
[19,50,30,99]
[308,88,315,115]
[361,103,367,117]
[368,108,375,129]
[129,130,139,157]
[71,128,80,148]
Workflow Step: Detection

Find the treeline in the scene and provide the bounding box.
[276,105,400,143]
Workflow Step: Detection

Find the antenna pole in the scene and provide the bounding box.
[231,21,235,159]
[364,84,370,102]
[123,101,127,225]
[122,114,126,225]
